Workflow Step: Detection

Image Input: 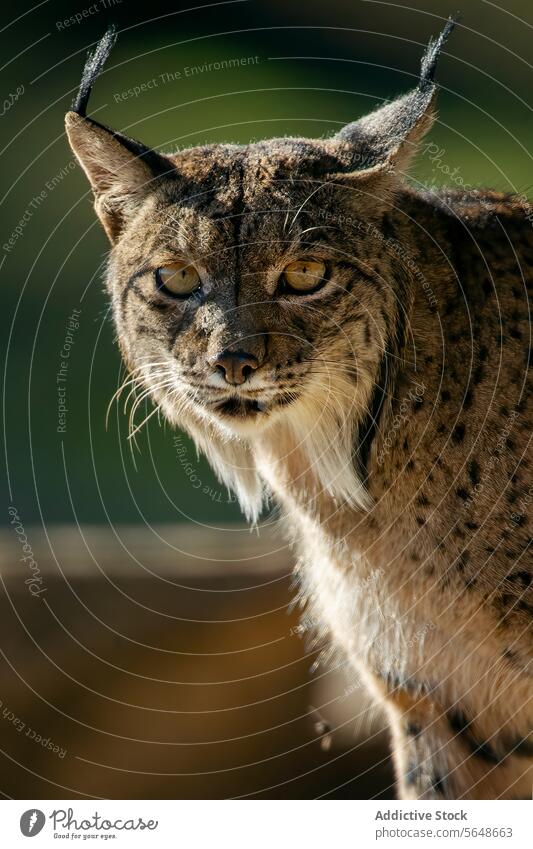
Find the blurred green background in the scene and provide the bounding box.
[0,0,531,803]
[2,0,532,525]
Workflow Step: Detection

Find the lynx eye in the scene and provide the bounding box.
[281,259,326,294]
[155,262,200,297]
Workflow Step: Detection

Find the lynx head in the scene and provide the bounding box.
[66,21,455,519]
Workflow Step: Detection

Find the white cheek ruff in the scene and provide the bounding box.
[273,369,372,512]
[156,360,373,522]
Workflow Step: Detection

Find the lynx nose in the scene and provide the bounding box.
[213,350,259,386]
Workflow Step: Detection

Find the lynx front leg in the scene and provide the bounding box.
[384,687,533,800]
[384,685,451,798]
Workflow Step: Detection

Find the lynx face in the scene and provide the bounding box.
[104,138,392,446]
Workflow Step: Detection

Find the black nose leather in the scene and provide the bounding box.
[213,350,259,385]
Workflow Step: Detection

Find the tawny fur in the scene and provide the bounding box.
[65,22,532,799]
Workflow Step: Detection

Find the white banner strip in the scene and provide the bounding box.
[1,799,531,848]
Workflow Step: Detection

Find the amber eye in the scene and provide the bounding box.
[281,259,326,294]
[155,262,201,297]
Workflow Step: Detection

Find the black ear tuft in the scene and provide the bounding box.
[72,25,118,117]
[334,13,459,174]
[419,14,459,93]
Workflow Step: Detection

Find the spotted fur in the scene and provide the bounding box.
[66,20,532,798]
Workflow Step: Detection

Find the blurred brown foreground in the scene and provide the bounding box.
[0,525,394,798]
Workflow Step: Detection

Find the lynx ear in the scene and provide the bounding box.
[65,27,174,242]
[336,16,457,175]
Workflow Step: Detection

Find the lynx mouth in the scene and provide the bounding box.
[209,391,299,418]
[214,397,266,417]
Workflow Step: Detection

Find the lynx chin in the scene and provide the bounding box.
[66,19,532,799]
